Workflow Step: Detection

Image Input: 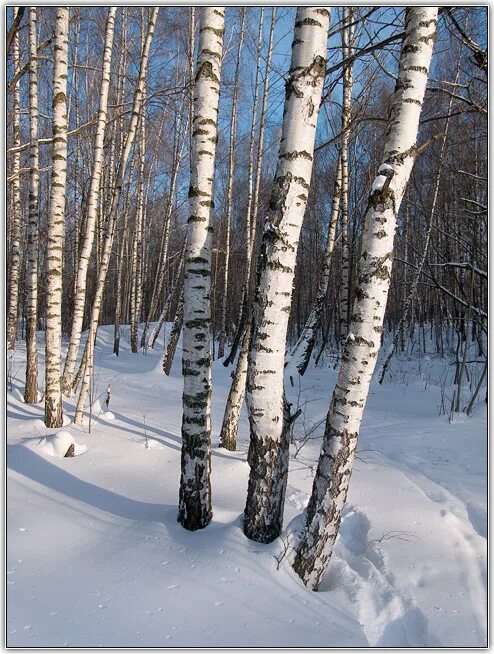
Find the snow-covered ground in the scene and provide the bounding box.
[6,325,487,647]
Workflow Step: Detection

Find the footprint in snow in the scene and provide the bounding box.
[167,584,180,590]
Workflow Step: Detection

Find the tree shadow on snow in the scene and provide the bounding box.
[7,444,172,525]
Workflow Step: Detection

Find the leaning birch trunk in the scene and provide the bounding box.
[7,16,22,351]
[219,7,276,449]
[178,7,225,531]
[217,9,244,358]
[74,8,158,425]
[243,8,330,544]
[292,7,438,590]
[163,290,184,376]
[218,324,250,450]
[61,7,116,394]
[378,62,459,384]
[141,110,188,349]
[149,238,186,350]
[339,8,353,344]
[44,7,69,428]
[224,8,275,368]
[24,7,40,404]
[287,157,341,377]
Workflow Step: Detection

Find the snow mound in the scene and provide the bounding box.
[102,411,115,420]
[31,430,87,458]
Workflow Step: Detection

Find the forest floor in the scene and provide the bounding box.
[6,325,487,647]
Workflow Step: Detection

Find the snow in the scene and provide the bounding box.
[6,325,486,647]
[28,429,87,458]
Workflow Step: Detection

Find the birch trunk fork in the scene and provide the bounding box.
[44,7,69,428]
[178,7,225,531]
[243,8,330,543]
[61,7,117,394]
[292,7,438,590]
[24,7,40,404]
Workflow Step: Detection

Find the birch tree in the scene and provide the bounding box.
[287,158,341,377]
[61,7,116,394]
[178,7,225,531]
[243,8,330,543]
[219,7,276,451]
[74,7,159,424]
[339,8,353,343]
[7,13,22,351]
[217,9,245,358]
[44,7,69,428]
[292,7,439,590]
[24,7,40,404]
[378,61,460,384]
[130,100,146,353]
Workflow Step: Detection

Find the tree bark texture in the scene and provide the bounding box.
[243,8,330,544]
[292,7,438,590]
[44,7,69,428]
[178,7,225,531]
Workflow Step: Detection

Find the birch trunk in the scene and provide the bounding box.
[292,7,438,590]
[149,238,186,350]
[178,7,225,531]
[61,7,116,394]
[74,7,159,424]
[218,324,250,450]
[378,62,459,384]
[217,9,244,358]
[141,110,187,349]
[287,157,341,376]
[339,8,353,343]
[24,6,40,404]
[130,104,146,353]
[243,8,330,544]
[163,290,184,376]
[113,207,130,356]
[7,15,22,350]
[44,7,69,428]
[219,8,276,449]
[223,7,270,367]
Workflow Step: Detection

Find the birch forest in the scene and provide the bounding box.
[6,6,487,648]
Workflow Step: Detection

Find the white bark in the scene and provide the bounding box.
[222,10,263,366]
[149,238,186,350]
[74,7,159,424]
[292,7,439,590]
[243,8,330,543]
[378,61,459,384]
[7,14,22,351]
[218,9,245,358]
[219,8,276,449]
[130,102,146,353]
[178,7,225,531]
[339,8,353,343]
[44,7,69,428]
[287,157,342,376]
[61,7,117,394]
[24,6,39,404]
[163,290,184,376]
